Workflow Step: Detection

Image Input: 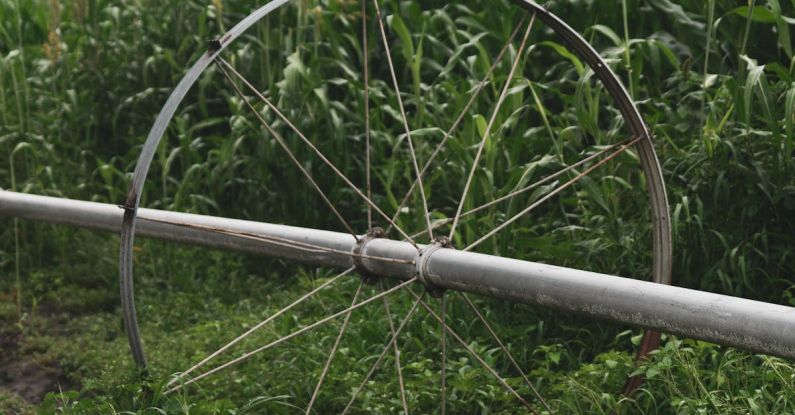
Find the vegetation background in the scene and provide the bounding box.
[0,0,794,413]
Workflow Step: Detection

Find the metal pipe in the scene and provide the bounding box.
[3,190,795,359]
[0,190,355,268]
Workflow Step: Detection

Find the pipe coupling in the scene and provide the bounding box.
[352,227,385,284]
[414,236,452,298]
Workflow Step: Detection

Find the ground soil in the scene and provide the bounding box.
[0,312,78,405]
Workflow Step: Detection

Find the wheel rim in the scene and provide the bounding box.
[119,0,673,409]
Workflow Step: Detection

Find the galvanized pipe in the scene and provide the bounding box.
[0,190,355,269]
[2,190,794,358]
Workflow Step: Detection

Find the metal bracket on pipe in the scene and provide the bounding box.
[415,236,452,298]
[353,227,385,285]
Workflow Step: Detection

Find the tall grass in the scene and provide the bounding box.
[1,0,794,413]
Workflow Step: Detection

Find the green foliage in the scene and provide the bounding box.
[1,0,794,413]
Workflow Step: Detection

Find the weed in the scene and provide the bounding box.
[1,0,794,413]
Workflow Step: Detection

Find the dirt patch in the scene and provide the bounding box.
[0,318,79,405]
[0,321,21,351]
[0,360,67,404]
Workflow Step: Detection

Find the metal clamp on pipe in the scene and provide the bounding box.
[415,236,452,298]
[353,227,385,284]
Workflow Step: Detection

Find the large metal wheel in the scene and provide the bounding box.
[119,0,672,411]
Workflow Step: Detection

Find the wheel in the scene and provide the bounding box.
[119,0,672,412]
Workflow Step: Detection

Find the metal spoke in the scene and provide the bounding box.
[214,59,359,240]
[371,0,434,240]
[362,0,373,230]
[407,289,538,414]
[459,292,552,412]
[405,138,635,239]
[341,293,423,415]
[305,282,364,415]
[166,267,354,388]
[384,15,529,237]
[465,137,641,252]
[459,138,634,219]
[379,280,410,414]
[448,13,538,243]
[216,57,420,248]
[142,216,413,266]
[167,277,418,394]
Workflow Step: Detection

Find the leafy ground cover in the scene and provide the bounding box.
[1,0,794,413]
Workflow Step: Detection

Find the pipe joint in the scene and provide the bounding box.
[353,227,385,285]
[415,236,452,298]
